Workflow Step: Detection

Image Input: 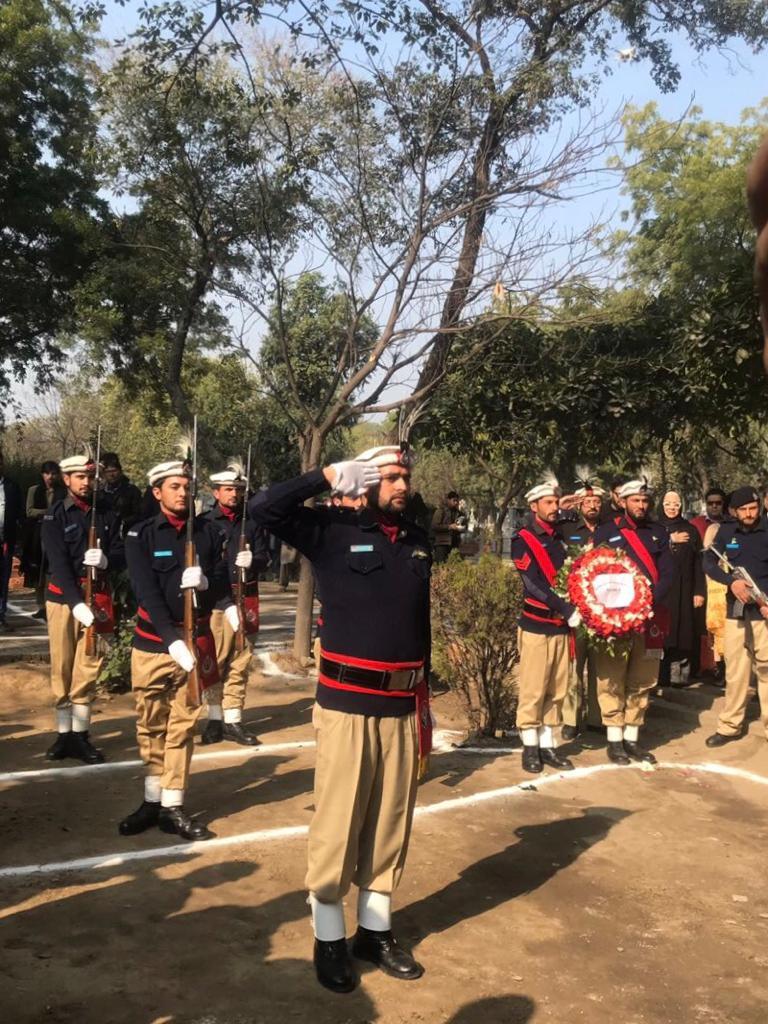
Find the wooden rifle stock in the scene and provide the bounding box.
[234,537,249,653]
[184,539,201,706]
[84,524,98,657]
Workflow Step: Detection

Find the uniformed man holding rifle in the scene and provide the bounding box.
[41,439,123,763]
[119,426,235,841]
[703,486,768,748]
[201,451,270,745]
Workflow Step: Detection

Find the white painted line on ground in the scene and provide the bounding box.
[0,741,316,782]
[1,760,763,880]
[0,635,48,642]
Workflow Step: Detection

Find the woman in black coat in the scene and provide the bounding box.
[657,491,705,686]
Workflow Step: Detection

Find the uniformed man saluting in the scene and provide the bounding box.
[200,464,270,745]
[703,486,768,748]
[250,445,430,994]
[593,479,675,764]
[119,459,234,841]
[42,452,124,764]
[511,478,581,774]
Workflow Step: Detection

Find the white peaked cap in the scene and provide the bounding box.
[209,470,246,487]
[148,460,188,486]
[355,444,415,468]
[618,478,651,499]
[525,481,561,503]
[60,455,95,474]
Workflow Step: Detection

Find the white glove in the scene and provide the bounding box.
[72,602,95,628]
[84,547,108,570]
[235,549,253,570]
[567,610,582,628]
[168,639,197,673]
[181,566,209,591]
[224,605,240,632]
[329,460,381,497]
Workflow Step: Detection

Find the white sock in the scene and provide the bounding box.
[161,788,184,808]
[207,704,223,722]
[56,708,72,733]
[624,725,639,742]
[144,776,162,803]
[607,726,623,742]
[309,894,346,941]
[223,708,242,724]
[71,704,91,733]
[520,727,539,746]
[358,889,391,932]
[538,725,555,749]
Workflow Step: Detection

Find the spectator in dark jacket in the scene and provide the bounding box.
[0,449,25,628]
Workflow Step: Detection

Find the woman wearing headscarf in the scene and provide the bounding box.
[657,491,705,687]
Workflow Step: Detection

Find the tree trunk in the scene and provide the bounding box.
[292,427,325,662]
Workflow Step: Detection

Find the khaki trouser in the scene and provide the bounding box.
[131,648,202,791]
[595,633,659,727]
[204,609,252,710]
[562,634,601,728]
[306,704,419,903]
[717,617,768,737]
[46,601,103,709]
[516,630,570,731]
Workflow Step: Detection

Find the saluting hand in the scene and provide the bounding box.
[325,461,381,497]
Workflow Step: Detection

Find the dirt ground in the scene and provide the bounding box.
[3,648,768,1024]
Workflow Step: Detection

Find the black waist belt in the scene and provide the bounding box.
[522,600,564,622]
[319,657,421,692]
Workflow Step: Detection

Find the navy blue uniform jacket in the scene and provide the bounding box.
[42,496,124,608]
[125,513,233,653]
[593,515,675,603]
[249,470,431,717]
[201,505,270,589]
[703,518,768,621]
[510,518,575,636]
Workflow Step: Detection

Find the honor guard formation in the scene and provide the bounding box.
[3,427,768,996]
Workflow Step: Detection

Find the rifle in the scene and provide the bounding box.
[234,444,252,654]
[84,426,102,657]
[708,543,768,617]
[183,416,201,707]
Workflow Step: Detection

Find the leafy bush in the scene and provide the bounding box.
[431,553,522,737]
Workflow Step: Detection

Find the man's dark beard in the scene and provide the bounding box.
[367,485,403,517]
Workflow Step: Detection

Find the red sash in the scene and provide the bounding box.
[620,528,669,647]
[318,649,431,773]
[518,529,557,585]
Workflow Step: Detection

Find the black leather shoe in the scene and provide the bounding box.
[540,747,575,771]
[705,731,741,748]
[68,731,105,764]
[623,741,657,764]
[158,807,214,841]
[314,938,357,993]
[223,722,260,746]
[522,745,542,773]
[32,608,47,620]
[119,800,161,836]
[607,741,630,765]
[45,733,71,760]
[561,724,579,741]
[201,719,223,745]
[351,927,424,980]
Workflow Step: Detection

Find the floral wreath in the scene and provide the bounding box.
[555,545,653,648]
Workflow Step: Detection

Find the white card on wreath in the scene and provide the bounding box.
[592,573,635,609]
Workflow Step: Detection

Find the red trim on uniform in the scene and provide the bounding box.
[525,597,550,610]
[47,577,88,596]
[534,515,554,536]
[217,503,237,522]
[320,648,424,671]
[620,528,659,585]
[522,610,566,626]
[70,495,91,514]
[318,672,415,698]
[518,529,557,585]
[513,553,531,571]
[162,511,187,531]
[137,606,211,627]
[135,625,163,643]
